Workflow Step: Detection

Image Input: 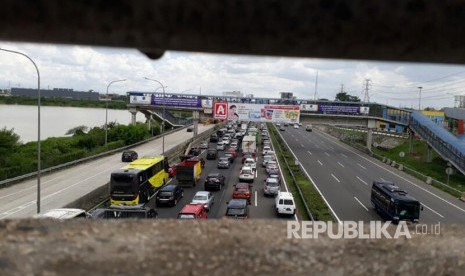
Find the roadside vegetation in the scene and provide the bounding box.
[267,123,334,221]
[0,96,128,109]
[328,127,465,196]
[0,122,161,181]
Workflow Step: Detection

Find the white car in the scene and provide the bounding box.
[222,137,230,145]
[230,142,238,149]
[191,191,214,211]
[216,141,225,151]
[275,192,296,215]
[293,124,299,129]
[262,155,276,167]
[244,158,257,170]
[239,166,255,182]
[35,208,90,219]
[262,146,271,155]
[200,141,209,149]
[266,162,279,175]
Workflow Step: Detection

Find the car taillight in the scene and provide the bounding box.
[132,193,139,200]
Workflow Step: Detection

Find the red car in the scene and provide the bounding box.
[168,165,177,178]
[232,183,252,204]
[178,204,208,219]
[227,148,237,158]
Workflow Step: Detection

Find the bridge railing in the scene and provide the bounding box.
[410,121,465,175]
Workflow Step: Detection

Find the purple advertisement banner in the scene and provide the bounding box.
[318,105,360,114]
[151,96,201,107]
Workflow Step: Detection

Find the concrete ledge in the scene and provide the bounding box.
[0,220,463,275]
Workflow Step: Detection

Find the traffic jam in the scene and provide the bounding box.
[151,122,298,220]
[38,122,297,220]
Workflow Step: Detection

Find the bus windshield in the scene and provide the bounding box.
[396,201,420,219]
[110,174,137,194]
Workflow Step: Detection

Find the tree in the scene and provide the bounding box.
[66,125,89,136]
[0,127,20,165]
[335,92,360,102]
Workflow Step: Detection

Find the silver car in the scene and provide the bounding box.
[217,141,225,151]
[264,178,280,196]
[191,191,214,211]
[266,162,279,175]
[262,155,276,167]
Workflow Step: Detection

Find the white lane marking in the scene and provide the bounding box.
[314,129,465,214]
[255,169,258,178]
[275,126,341,224]
[331,174,341,183]
[354,196,369,211]
[255,191,258,207]
[324,152,330,157]
[301,143,305,148]
[422,203,444,218]
[317,160,323,166]
[380,177,386,182]
[307,150,312,155]
[328,146,334,150]
[357,163,367,170]
[337,162,344,168]
[356,176,368,186]
[341,153,348,158]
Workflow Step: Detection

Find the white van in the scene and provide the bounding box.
[275,192,296,215]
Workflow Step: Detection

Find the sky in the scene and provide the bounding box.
[2,41,465,109]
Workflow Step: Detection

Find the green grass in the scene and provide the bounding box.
[268,123,334,221]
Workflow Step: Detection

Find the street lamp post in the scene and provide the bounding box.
[418,86,423,110]
[0,47,41,213]
[105,79,126,146]
[144,77,166,155]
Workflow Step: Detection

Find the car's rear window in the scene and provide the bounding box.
[283,199,294,205]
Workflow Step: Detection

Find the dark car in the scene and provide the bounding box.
[206,149,218,160]
[225,199,249,219]
[156,184,184,207]
[233,182,253,204]
[90,205,158,219]
[210,133,219,142]
[224,152,235,163]
[188,147,201,156]
[279,126,285,131]
[204,173,226,191]
[121,150,138,162]
[187,127,194,132]
[217,157,230,169]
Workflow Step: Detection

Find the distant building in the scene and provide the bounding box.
[11,87,99,101]
[223,91,243,98]
[421,110,446,127]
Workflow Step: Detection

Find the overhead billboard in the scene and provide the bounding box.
[128,93,152,104]
[318,105,370,115]
[213,102,228,120]
[151,96,201,108]
[214,103,300,123]
[300,104,318,112]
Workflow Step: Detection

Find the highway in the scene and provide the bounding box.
[146,128,296,220]
[277,124,465,224]
[0,125,214,219]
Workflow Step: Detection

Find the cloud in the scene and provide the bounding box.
[1,41,465,108]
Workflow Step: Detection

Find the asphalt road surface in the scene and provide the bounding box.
[0,125,214,219]
[277,124,465,224]
[148,127,296,220]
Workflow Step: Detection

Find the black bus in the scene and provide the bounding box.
[371,181,423,223]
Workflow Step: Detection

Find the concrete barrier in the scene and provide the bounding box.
[398,164,404,171]
[461,193,465,202]
[426,177,433,185]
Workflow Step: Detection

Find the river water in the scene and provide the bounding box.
[0,104,146,143]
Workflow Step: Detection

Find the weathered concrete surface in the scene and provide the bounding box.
[0,219,464,275]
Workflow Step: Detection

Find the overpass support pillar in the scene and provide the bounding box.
[408,130,414,153]
[366,128,373,151]
[366,119,376,152]
[426,145,433,163]
[129,108,138,125]
[145,114,152,130]
[193,110,199,137]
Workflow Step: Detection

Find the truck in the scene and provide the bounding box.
[242,135,257,156]
[176,159,202,187]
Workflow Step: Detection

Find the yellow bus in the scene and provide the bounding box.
[110,156,170,205]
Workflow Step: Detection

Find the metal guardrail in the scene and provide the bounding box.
[0,125,191,188]
[268,124,314,222]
